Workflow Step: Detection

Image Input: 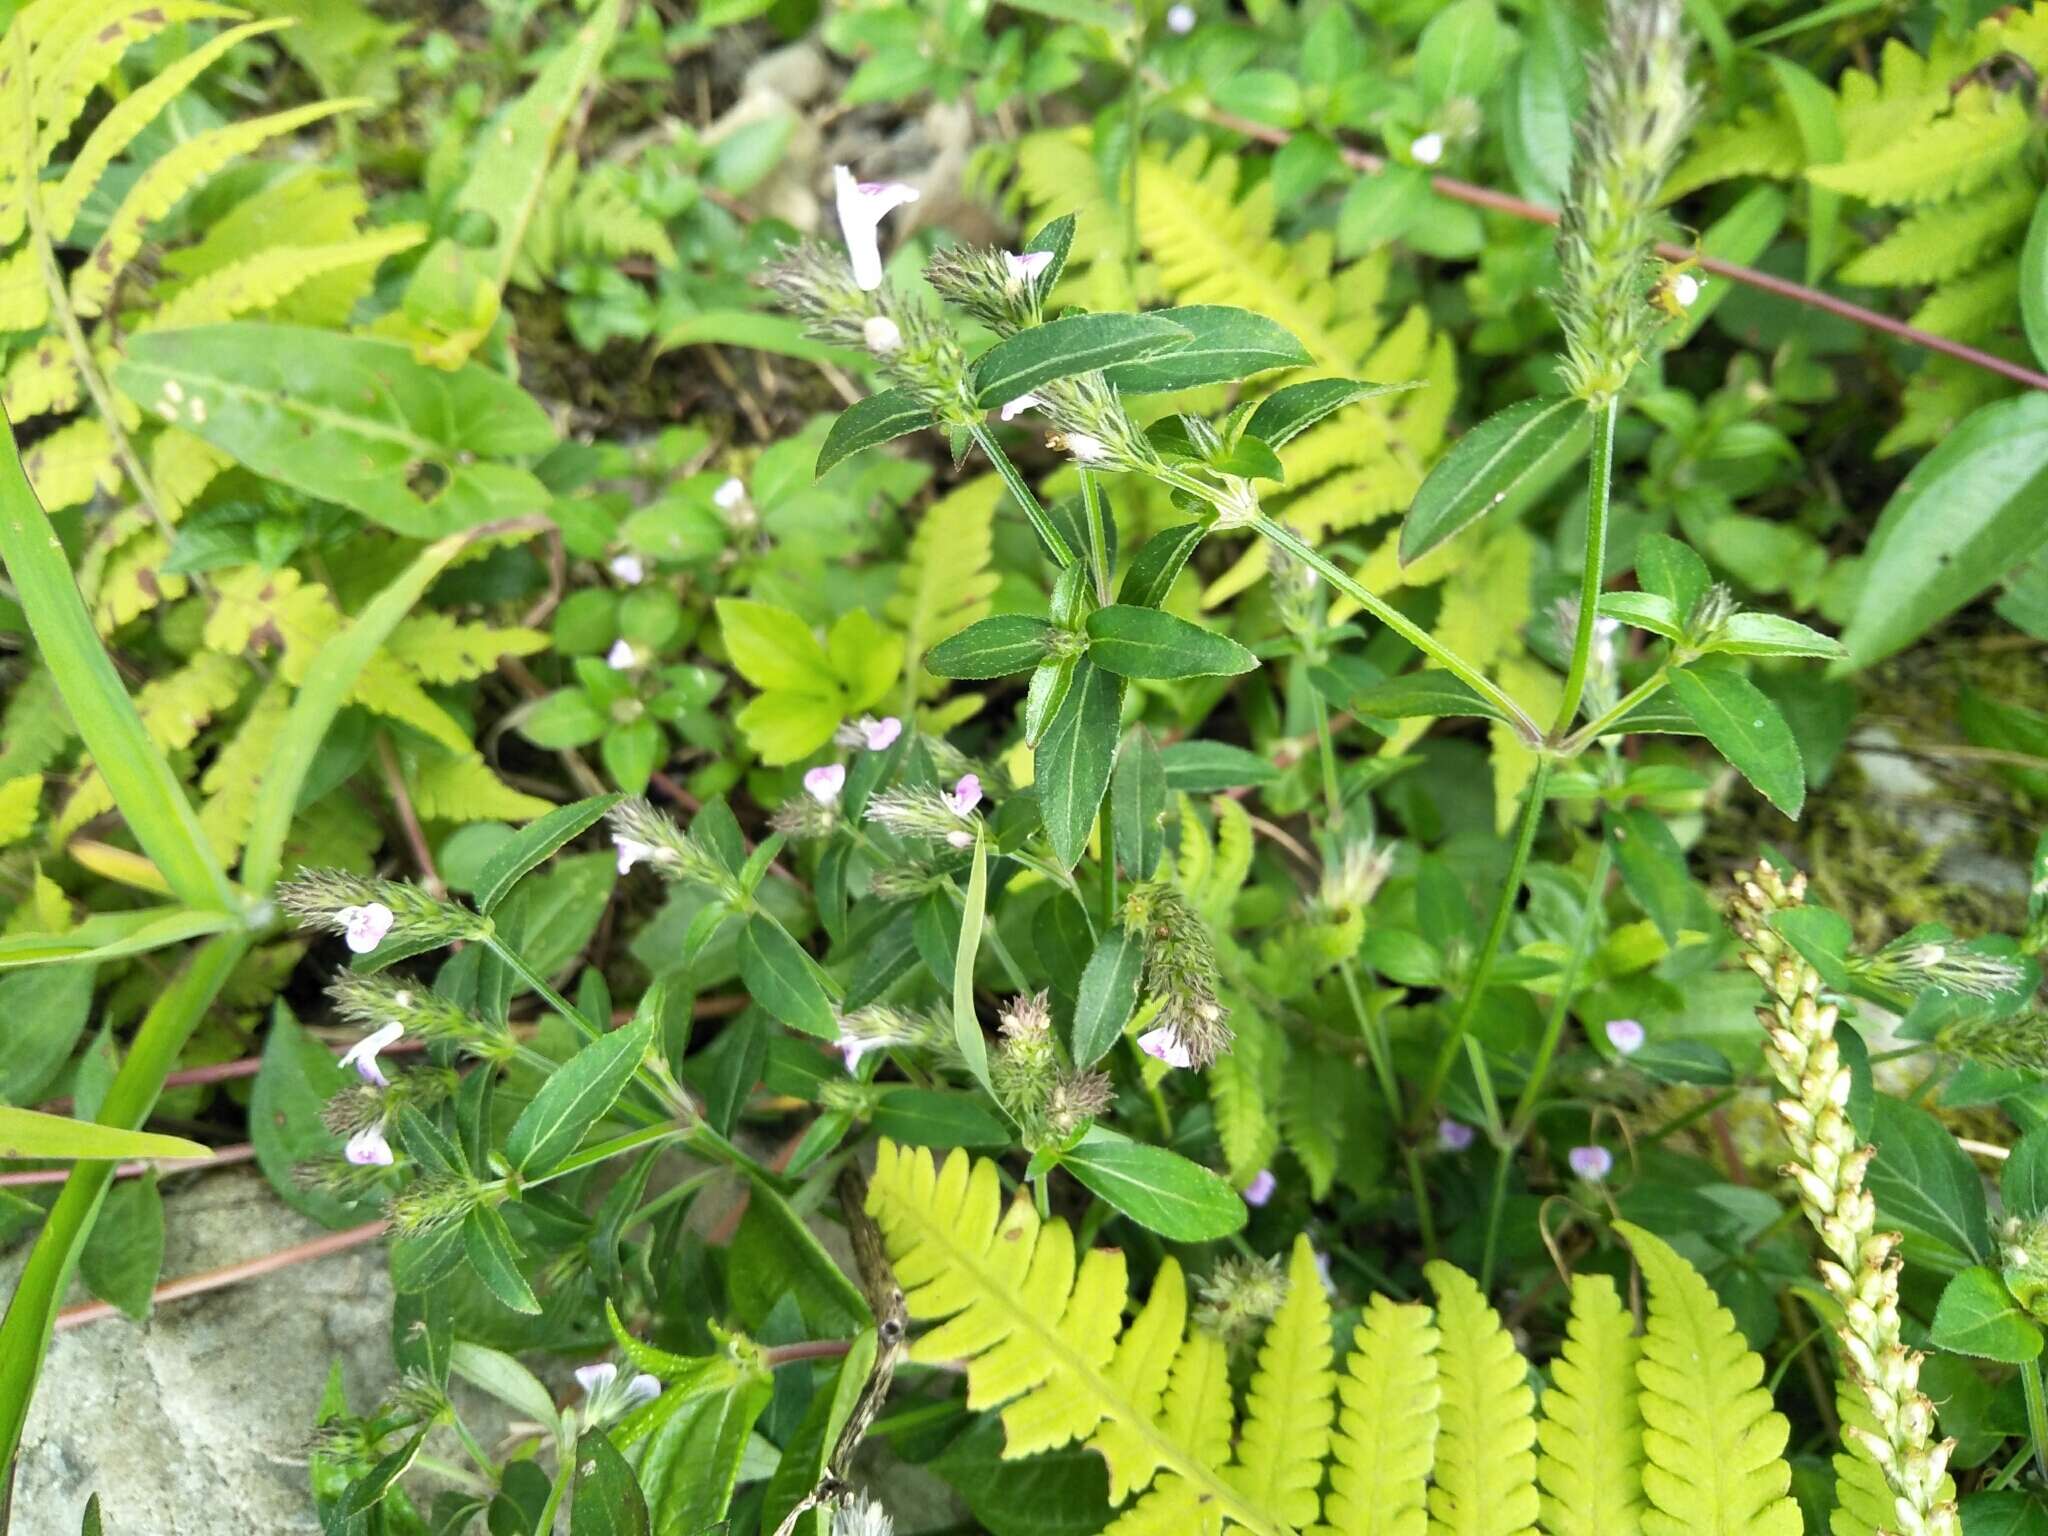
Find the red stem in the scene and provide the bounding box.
[53,1219,389,1331]
[1198,106,2048,395]
[0,1143,254,1188]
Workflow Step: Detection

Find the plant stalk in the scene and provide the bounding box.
[969,423,1077,568]
[1551,401,1619,738]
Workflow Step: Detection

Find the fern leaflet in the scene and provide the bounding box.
[1423,1260,1539,1536]
[1536,1274,1643,1536]
[1319,1295,1439,1536]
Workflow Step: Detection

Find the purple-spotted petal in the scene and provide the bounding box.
[1437,1118,1475,1152]
[805,763,847,804]
[1137,1026,1192,1069]
[948,773,982,815]
[1568,1145,1613,1181]
[862,716,902,752]
[339,1021,404,1087]
[1004,250,1053,285]
[341,903,394,956]
[834,165,920,290]
[344,1126,393,1166]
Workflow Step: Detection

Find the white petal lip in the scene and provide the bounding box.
[834,165,920,291]
[1411,131,1445,165]
[606,638,637,670]
[614,834,655,876]
[713,476,747,510]
[861,716,902,751]
[340,1021,405,1086]
[1004,250,1053,284]
[1065,431,1109,463]
[1166,3,1197,31]
[622,1374,661,1408]
[344,1126,393,1166]
[1000,393,1043,422]
[609,553,645,585]
[340,903,394,955]
[575,1362,618,1397]
[863,315,903,354]
[1137,1026,1192,1069]
[805,763,847,803]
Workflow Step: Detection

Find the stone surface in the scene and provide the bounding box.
[8,1170,392,1536]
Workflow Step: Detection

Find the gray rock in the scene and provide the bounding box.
[8,1171,392,1536]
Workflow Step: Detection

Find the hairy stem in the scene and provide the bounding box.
[1550,401,1619,737]
[969,422,1077,567]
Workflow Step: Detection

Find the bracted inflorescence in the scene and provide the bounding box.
[1731,860,1958,1536]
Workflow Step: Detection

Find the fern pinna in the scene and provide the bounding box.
[867,1141,1811,1536]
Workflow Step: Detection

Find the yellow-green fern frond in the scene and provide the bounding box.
[2,340,80,420]
[144,227,425,332]
[1619,1221,1801,1536]
[1835,179,2034,286]
[1209,1003,1282,1184]
[865,1141,1291,1536]
[1278,1047,1344,1201]
[22,0,242,166]
[404,753,551,823]
[1423,1261,1538,1536]
[150,429,231,519]
[1228,1238,1335,1529]
[1090,1254,1192,1504]
[384,613,548,685]
[1829,1387,1889,1536]
[556,175,678,268]
[1907,258,2020,341]
[1537,1274,1644,1536]
[1664,107,1802,201]
[0,774,43,849]
[0,247,45,330]
[1809,84,2030,208]
[20,418,117,510]
[1178,795,1252,927]
[1320,1294,1439,1536]
[885,474,1002,702]
[199,680,289,860]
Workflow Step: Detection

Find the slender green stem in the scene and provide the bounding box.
[1510,840,1614,1137]
[1551,401,1619,737]
[1559,661,1675,756]
[969,423,1077,567]
[486,936,599,1041]
[1415,756,1555,1127]
[2024,1358,2048,1483]
[1079,467,1113,606]
[1251,514,1542,745]
[532,1456,574,1536]
[1478,1145,1515,1292]
[523,1123,691,1186]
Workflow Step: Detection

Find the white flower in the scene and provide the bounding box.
[606,638,638,670]
[864,315,903,355]
[805,763,847,803]
[614,834,656,876]
[1311,1247,1336,1295]
[1138,1026,1192,1069]
[1064,431,1110,464]
[840,1038,874,1074]
[1004,250,1053,287]
[1605,1017,1646,1055]
[1166,2,1197,31]
[860,716,903,751]
[1671,272,1702,307]
[345,1126,393,1166]
[339,903,394,955]
[609,553,645,585]
[1000,393,1043,422]
[621,1373,660,1410]
[713,477,748,511]
[339,1021,405,1087]
[946,829,974,849]
[947,773,982,815]
[1410,131,1445,166]
[575,1362,620,1398]
[833,165,920,291]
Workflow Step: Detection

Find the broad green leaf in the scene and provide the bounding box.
[0,1107,210,1162]
[1158,740,1279,789]
[1244,378,1415,450]
[504,1015,655,1176]
[78,1172,164,1323]
[1111,726,1166,879]
[715,598,831,692]
[1060,1129,1245,1241]
[1704,612,1845,660]
[2004,1129,2048,1221]
[451,1342,562,1434]
[117,326,555,540]
[1350,669,1510,725]
[1667,666,1805,818]
[1866,1096,1991,1263]
[1607,809,1709,945]
[475,793,621,915]
[2024,190,2048,374]
[1100,306,1311,393]
[1024,212,1078,296]
[1767,907,1856,994]
[817,388,933,476]
[1071,931,1143,1069]
[631,1372,774,1533]
[971,313,1191,407]
[871,1087,1012,1148]
[1841,395,2048,669]
[463,1204,542,1314]
[0,964,94,1106]
[954,835,993,1093]
[0,417,234,913]
[1084,604,1256,679]
[571,1431,651,1536]
[0,908,232,972]
[1035,659,1121,871]
[925,614,1056,678]
[1597,591,1684,640]
[730,1173,874,1335]
[1400,396,1589,564]
[1930,1268,2042,1362]
[759,1335,880,1536]
[250,1008,362,1229]
[1634,532,1710,615]
[1415,0,1509,104]
[738,917,836,1039]
[1118,522,1206,609]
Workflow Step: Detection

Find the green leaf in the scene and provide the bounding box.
[1400,396,1590,564]
[0,965,94,1106]
[929,1417,1113,1536]
[730,1172,874,1335]
[475,794,621,915]
[1244,378,1415,450]
[954,835,994,1093]
[0,417,234,913]
[817,388,932,476]
[1024,212,1078,295]
[1111,726,1166,880]
[2024,191,2048,375]
[656,310,868,371]
[250,1007,362,1229]
[2010,1131,2048,1222]
[1597,591,1684,641]
[571,1431,651,1536]
[1035,659,1121,870]
[1083,605,1256,679]
[1667,666,1805,818]
[340,1424,432,1516]
[925,614,1057,678]
[1416,0,1509,104]
[739,917,836,1039]
[1350,669,1511,726]
[116,326,555,540]
[1767,907,1856,994]
[1158,741,1279,790]
[1866,1096,1991,1263]
[78,1172,164,1323]
[1634,533,1710,615]
[1841,395,2048,669]
[0,1107,210,1162]
[463,1204,542,1314]
[1930,1267,2042,1362]
[716,598,831,692]
[1060,1130,1246,1241]
[971,313,1192,407]
[1607,810,1709,946]
[872,1087,1013,1148]
[504,1016,655,1176]
[1118,522,1206,609]
[1705,612,1845,660]
[1071,931,1143,1069]
[1100,306,1311,393]
[452,1341,564,1432]
[0,909,235,971]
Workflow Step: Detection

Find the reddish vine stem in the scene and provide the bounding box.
[52,1220,390,1332]
[0,1143,255,1189]
[1197,104,2048,394]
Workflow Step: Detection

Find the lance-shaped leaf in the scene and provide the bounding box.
[817,387,932,475]
[925,614,1058,678]
[1351,669,1513,725]
[1035,659,1122,870]
[971,313,1192,408]
[1101,306,1311,394]
[1084,605,1257,679]
[1244,377,1418,449]
[503,1015,655,1177]
[1400,395,1589,565]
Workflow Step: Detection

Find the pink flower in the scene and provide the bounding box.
[339,903,394,956]
[1568,1145,1613,1181]
[948,773,982,815]
[1437,1118,1474,1152]
[861,716,902,751]
[805,763,847,803]
[833,165,919,290]
[1005,250,1053,286]
[1137,1026,1191,1069]
[1000,393,1043,422]
[1243,1169,1277,1206]
[1605,1018,1646,1055]
[344,1126,393,1166]
[339,1021,404,1087]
